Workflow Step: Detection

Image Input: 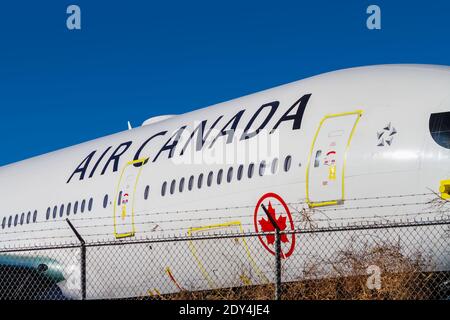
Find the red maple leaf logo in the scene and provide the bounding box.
[258,201,289,245]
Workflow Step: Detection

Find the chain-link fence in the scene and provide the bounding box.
[0,217,449,300]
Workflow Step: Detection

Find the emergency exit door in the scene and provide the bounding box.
[306,111,362,207]
[114,158,148,238]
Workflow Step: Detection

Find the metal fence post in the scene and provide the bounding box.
[66,219,86,300]
[274,228,282,300]
[261,204,282,300]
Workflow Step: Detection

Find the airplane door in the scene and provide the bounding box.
[306,111,362,207]
[114,158,148,239]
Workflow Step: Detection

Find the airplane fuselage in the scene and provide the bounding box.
[1,64,449,298]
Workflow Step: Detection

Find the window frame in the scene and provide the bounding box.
[179,177,185,193]
[248,163,255,178]
[429,112,450,149]
[207,171,213,187]
[284,155,292,172]
[197,173,204,189]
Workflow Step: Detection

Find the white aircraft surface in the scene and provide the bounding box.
[0,64,449,299]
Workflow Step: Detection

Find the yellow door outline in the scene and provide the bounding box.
[113,158,148,239]
[306,110,363,208]
[187,221,268,288]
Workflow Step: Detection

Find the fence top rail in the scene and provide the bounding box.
[0,216,449,254]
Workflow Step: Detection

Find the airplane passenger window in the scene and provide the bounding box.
[161,181,167,196]
[217,169,223,185]
[271,158,279,174]
[53,206,57,219]
[67,203,72,216]
[26,212,31,224]
[314,150,322,168]
[207,171,213,187]
[2,217,5,229]
[284,156,292,172]
[429,112,450,149]
[33,210,37,223]
[8,216,12,228]
[14,214,18,227]
[103,194,109,208]
[74,201,79,214]
[227,167,233,183]
[170,180,176,194]
[46,207,51,220]
[144,186,150,200]
[81,200,86,213]
[248,163,254,178]
[20,212,24,225]
[259,161,266,176]
[179,178,185,192]
[88,198,93,211]
[198,174,204,189]
[237,165,243,181]
[60,204,65,218]
[188,176,194,191]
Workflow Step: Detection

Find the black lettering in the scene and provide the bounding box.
[88,146,112,178]
[133,131,167,167]
[240,101,279,140]
[100,141,133,175]
[153,126,187,162]
[209,110,245,148]
[66,150,96,183]
[270,94,311,133]
[179,116,223,155]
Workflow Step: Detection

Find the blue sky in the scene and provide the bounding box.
[0,0,449,166]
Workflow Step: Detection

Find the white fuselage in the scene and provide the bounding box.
[1,64,449,298]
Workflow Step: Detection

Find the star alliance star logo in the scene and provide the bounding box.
[377,122,397,147]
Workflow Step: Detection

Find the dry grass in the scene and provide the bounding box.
[143,241,446,300]
[285,241,435,300]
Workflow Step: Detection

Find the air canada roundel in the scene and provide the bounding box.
[254,192,296,258]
